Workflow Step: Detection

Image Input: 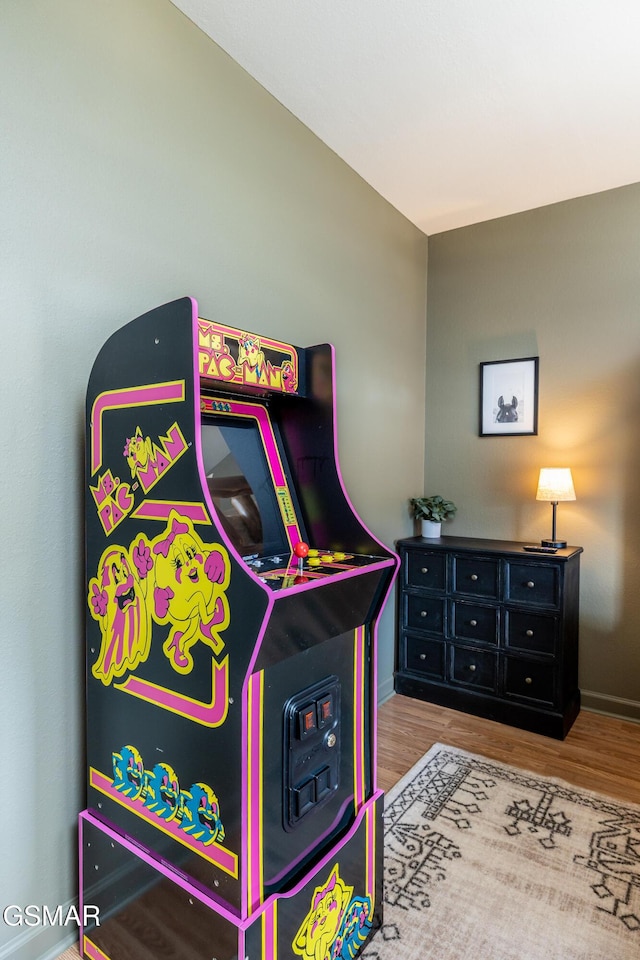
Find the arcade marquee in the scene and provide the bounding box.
[80,298,397,960]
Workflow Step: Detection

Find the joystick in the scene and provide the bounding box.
[293,541,310,583]
[293,541,310,559]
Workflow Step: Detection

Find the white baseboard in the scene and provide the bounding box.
[0,900,78,960]
[377,675,395,705]
[377,684,640,724]
[581,690,640,723]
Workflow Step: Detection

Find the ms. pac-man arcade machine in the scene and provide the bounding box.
[80,298,397,960]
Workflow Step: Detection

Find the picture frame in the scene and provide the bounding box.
[479,356,539,436]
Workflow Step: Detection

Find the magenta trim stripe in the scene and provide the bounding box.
[78,816,85,956]
[84,937,111,959]
[257,335,294,353]
[79,810,243,926]
[285,522,300,543]
[115,656,229,727]
[131,500,210,523]
[367,804,375,906]
[354,627,365,810]
[370,562,398,788]
[372,616,379,789]
[230,400,286,485]
[263,902,277,960]
[225,400,302,548]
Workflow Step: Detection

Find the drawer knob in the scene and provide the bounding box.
[469,664,477,672]
[419,653,427,661]
[526,581,535,589]
[526,629,534,637]
[525,676,533,685]
[421,567,429,574]
[470,574,478,581]
[470,619,478,627]
[420,610,428,618]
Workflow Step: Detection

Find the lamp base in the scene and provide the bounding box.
[541,538,567,549]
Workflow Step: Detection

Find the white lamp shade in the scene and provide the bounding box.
[536,467,576,502]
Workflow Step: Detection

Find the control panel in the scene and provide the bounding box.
[245,548,385,591]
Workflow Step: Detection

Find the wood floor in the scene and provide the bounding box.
[55,696,640,960]
[377,694,640,805]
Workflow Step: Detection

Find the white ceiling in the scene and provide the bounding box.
[169,0,640,235]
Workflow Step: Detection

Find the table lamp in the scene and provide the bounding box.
[536,467,576,548]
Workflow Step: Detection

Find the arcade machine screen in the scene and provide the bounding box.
[201,413,297,561]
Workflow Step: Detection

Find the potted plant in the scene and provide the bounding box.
[409,495,457,538]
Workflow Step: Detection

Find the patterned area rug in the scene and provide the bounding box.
[363,743,640,960]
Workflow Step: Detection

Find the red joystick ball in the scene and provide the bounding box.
[293,541,309,559]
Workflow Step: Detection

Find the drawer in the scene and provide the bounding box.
[504,657,556,706]
[449,644,497,692]
[506,561,558,607]
[505,610,557,656]
[405,594,446,634]
[405,551,446,591]
[404,635,445,680]
[450,600,499,645]
[452,555,499,599]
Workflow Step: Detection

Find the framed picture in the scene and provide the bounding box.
[479,357,539,436]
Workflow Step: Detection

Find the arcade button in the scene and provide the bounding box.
[307,557,322,567]
[333,552,346,560]
[314,766,332,802]
[307,548,319,557]
[317,694,333,727]
[293,779,315,818]
[320,554,334,563]
[297,704,317,739]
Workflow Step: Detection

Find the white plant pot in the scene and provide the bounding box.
[421,519,442,538]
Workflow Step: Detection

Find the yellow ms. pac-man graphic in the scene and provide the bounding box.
[293,863,374,960]
[88,512,231,684]
[149,511,230,673]
[88,541,153,685]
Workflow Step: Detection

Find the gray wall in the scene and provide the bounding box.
[0,3,427,958]
[426,184,640,721]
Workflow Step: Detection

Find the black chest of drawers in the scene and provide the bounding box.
[395,536,582,739]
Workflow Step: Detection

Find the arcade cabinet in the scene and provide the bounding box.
[80,298,397,960]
